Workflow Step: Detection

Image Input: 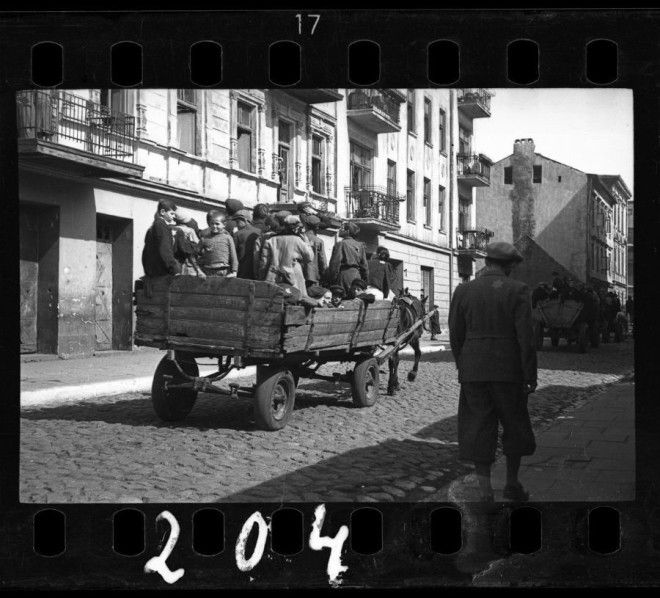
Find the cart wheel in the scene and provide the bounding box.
[577,322,589,353]
[253,367,296,431]
[614,321,624,343]
[151,355,199,422]
[550,332,560,347]
[351,357,380,408]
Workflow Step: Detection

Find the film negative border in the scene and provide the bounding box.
[1,8,659,589]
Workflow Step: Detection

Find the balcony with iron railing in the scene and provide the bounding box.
[345,186,403,231]
[457,153,492,187]
[346,89,403,134]
[456,228,494,257]
[285,89,343,104]
[457,88,492,119]
[16,90,144,178]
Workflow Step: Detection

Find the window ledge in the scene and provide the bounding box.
[439,150,447,157]
[423,224,432,230]
[424,141,433,149]
[407,219,416,224]
[407,130,417,138]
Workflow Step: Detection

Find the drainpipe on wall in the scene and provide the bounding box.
[448,89,455,301]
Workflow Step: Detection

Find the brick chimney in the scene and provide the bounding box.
[510,138,537,241]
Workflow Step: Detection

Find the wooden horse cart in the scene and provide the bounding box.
[134,276,432,431]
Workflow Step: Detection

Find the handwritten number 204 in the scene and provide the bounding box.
[296,14,320,35]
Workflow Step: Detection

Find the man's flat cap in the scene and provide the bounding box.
[304,214,321,226]
[329,285,346,295]
[225,198,244,215]
[485,241,523,263]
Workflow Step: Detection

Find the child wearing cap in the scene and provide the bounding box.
[198,210,238,277]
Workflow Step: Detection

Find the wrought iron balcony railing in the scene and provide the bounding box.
[16,90,138,162]
[346,89,402,131]
[345,186,403,226]
[456,228,493,254]
[457,88,492,118]
[457,153,492,186]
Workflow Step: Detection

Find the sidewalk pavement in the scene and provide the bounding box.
[21,334,450,408]
[431,380,635,503]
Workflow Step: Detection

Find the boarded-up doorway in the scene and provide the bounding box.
[95,215,133,351]
[20,204,59,354]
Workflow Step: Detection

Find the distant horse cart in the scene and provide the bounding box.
[134,276,434,431]
[532,298,597,353]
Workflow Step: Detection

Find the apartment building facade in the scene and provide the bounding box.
[17,87,493,357]
[474,138,631,300]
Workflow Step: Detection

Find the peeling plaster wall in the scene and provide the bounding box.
[20,172,97,358]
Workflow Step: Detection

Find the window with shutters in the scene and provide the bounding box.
[407,89,415,134]
[311,134,325,194]
[504,166,512,184]
[438,185,446,231]
[236,101,255,172]
[533,164,542,183]
[438,108,446,153]
[423,178,431,225]
[406,169,416,222]
[176,89,198,155]
[423,97,432,145]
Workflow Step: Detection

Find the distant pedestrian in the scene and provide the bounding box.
[626,296,634,326]
[198,210,238,277]
[429,305,441,340]
[142,199,181,278]
[252,203,270,233]
[449,241,537,503]
[232,212,260,279]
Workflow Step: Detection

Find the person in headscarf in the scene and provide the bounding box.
[172,209,205,277]
[367,246,395,299]
[301,214,328,288]
[258,214,314,297]
[328,222,369,295]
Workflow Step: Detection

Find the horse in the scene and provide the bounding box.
[387,288,428,396]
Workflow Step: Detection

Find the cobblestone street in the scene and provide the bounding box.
[20,339,633,503]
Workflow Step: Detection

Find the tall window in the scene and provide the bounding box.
[533,164,542,183]
[407,89,415,134]
[458,197,471,231]
[406,169,416,222]
[177,90,198,155]
[458,126,471,155]
[438,108,446,153]
[423,97,432,144]
[421,266,434,306]
[350,141,373,189]
[438,185,446,231]
[504,166,513,184]
[236,101,255,172]
[311,134,325,194]
[100,89,134,115]
[423,178,431,225]
[278,120,293,200]
[387,160,397,197]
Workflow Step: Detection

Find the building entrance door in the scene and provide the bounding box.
[20,204,59,354]
[421,266,434,305]
[95,215,133,351]
[20,208,39,353]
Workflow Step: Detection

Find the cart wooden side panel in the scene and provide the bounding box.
[282,300,399,353]
[134,276,285,354]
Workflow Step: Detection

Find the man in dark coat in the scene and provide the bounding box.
[449,241,537,502]
[142,199,181,277]
[328,222,369,295]
[367,246,396,299]
[232,212,261,279]
[625,296,634,326]
[301,214,327,287]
